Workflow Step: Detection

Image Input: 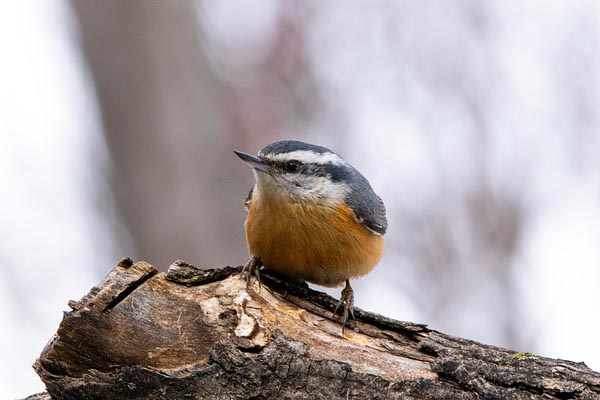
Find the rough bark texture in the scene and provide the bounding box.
[30,259,600,400]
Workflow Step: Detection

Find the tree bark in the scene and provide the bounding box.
[30,259,600,400]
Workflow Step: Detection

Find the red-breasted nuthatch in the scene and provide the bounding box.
[234,140,387,332]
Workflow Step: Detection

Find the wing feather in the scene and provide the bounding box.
[343,172,387,235]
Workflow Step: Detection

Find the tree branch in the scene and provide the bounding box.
[30,259,600,399]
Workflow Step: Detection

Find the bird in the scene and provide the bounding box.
[234,140,387,333]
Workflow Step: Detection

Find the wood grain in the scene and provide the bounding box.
[31,259,600,399]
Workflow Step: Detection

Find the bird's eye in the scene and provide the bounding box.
[284,160,300,173]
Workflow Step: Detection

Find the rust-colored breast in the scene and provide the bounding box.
[245,195,384,287]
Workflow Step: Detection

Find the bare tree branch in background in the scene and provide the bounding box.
[70,1,248,268]
[395,180,525,349]
[195,2,328,146]
[381,2,529,349]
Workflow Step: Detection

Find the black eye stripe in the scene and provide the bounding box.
[272,160,346,179]
[279,160,302,173]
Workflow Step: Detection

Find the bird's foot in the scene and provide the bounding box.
[333,279,356,334]
[242,257,262,290]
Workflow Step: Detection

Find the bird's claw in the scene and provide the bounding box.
[242,257,262,290]
[333,279,355,334]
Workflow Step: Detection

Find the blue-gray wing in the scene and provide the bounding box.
[344,172,387,235]
[349,193,387,235]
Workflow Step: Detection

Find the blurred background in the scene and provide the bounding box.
[2,1,600,398]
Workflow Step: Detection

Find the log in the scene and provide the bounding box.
[30,259,600,399]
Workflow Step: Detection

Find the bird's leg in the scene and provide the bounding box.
[333,279,355,334]
[242,257,262,290]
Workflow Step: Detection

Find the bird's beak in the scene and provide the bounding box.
[234,150,269,173]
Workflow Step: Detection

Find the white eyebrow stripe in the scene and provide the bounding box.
[264,150,348,166]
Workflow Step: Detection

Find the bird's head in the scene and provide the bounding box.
[234,140,353,206]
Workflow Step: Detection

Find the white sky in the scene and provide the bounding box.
[0,1,117,398]
[1,1,599,398]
